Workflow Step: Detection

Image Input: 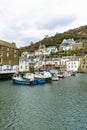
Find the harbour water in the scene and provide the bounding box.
[0,74,87,130]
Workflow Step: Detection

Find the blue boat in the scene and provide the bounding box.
[36,78,46,84]
[38,71,52,82]
[23,72,46,85]
[12,76,37,86]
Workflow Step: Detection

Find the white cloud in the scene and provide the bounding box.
[0,0,87,47]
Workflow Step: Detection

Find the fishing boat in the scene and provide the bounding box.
[35,78,46,84]
[39,71,52,82]
[52,76,59,81]
[34,72,46,84]
[12,76,30,85]
[50,71,59,81]
[71,72,76,76]
[57,73,64,78]
[63,71,72,77]
[23,73,34,80]
[23,72,46,84]
[12,74,37,86]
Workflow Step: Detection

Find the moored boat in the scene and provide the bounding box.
[52,76,59,81]
[50,72,59,81]
[12,76,30,85]
[35,78,46,84]
[23,72,46,84]
[57,73,64,78]
[40,71,52,82]
[63,71,72,77]
[23,73,34,80]
[71,72,76,76]
[12,75,37,86]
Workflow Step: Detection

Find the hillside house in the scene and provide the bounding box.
[35,44,58,56]
[80,56,87,72]
[59,38,83,51]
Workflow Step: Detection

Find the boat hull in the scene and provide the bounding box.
[45,77,52,82]
[37,78,46,84]
[12,78,30,85]
[52,77,59,81]
[12,77,37,86]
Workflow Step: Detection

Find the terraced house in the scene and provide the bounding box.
[80,56,87,72]
[0,40,19,71]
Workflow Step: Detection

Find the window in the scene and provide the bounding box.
[14,50,16,53]
[7,52,9,57]
[0,59,2,64]
[0,47,2,56]
[0,46,2,51]
[25,66,28,69]
[14,54,16,58]
[7,48,9,51]
[14,50,17,58]
[9,60,11,64]
[0,65,2,71]
[0,51,2,56]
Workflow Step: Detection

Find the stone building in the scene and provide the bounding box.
[80,57,87,72]
[0,40,19,71]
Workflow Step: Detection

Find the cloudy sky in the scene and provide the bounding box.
[0,0,87,47]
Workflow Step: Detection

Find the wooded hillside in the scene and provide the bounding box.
[19,25,87,56]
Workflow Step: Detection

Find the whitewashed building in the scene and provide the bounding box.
[19,52,29,72]
[61,58,69,66]
[47,46,58,54]
[35,44,58,56]
[59,38,83,51]
[66,60,80,72]
[35,44,48,56]
[59,39,75,51]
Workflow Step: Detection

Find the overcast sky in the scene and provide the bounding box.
[0,0,87,47]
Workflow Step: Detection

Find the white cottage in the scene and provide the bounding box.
[19,57,29,72]
[59,38,83,51]
[66,60,80,72]
[19,52,29,72]
[35,45,58,56]
[47,46,58,54]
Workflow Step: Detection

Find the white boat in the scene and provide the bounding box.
[23,73,34,80]
[64,71,72,77]
[12,72,37,85]
[56,73,64,78]
[23,72,46,84]
[34,72,45,79]
[50,71,59,81]
[52,76,59,81]
[39,71,52,82]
